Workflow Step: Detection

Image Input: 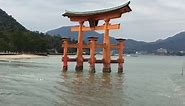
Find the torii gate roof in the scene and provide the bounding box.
[62,1,132,22]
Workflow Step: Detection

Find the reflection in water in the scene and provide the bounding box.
[101,73,112,88]
[57,72,125,106]
[61,72,68,80]
[87,73,95,83]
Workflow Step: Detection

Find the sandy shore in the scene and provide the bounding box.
[0,54,44,60]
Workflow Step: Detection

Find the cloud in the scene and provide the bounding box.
[0,0,185,41]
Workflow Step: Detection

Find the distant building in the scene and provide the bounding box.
[179,51,185,54]
[176,51,185,56]
[156,48,168,55]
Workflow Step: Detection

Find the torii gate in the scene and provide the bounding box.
[62,1,132,73]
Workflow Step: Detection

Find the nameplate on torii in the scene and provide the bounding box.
[71,24,120,32]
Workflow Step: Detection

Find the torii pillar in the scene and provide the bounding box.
[88,36,98,73]
[116,38,125,73]
[75,21,84,72]
[61,37,69,72]
[103,19,111,73]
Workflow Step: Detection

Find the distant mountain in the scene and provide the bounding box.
[125,39,147,51]
[126,32,185,53]
[47,26,185,53]
[47,26,118,44]
[47,26,154,53]
[147,32,185,52]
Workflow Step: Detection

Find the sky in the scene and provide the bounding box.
[0,0,185,42]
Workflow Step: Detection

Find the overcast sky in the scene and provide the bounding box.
[0,0,185,42]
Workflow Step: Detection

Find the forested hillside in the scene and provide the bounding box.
[0,9,61,53]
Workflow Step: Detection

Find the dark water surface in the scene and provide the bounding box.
[0,55,185,106]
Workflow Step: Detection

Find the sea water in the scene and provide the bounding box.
[0,55,185,106]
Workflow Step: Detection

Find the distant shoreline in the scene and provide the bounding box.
[0,54,44,60]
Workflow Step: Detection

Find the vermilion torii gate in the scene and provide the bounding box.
[62,1,132,73]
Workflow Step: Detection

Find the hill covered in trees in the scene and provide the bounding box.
[0,8,61,53]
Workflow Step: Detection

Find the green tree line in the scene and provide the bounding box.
[0,9,78,54]
[0,30,62,53]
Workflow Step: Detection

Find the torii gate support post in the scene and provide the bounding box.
[75,21,84,72]
[116,38,125,73]
[103,19,111,73]
[62,38,69,72]
[88,36,98,73]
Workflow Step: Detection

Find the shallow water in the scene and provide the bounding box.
[0,55,185,106]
